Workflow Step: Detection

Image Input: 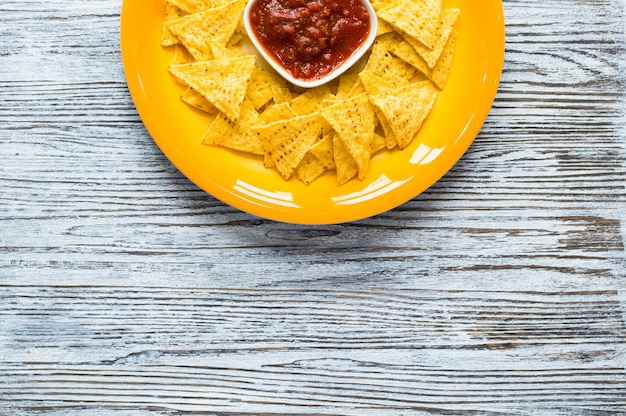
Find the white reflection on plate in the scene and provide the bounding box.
[234,180,300,208]
[332,175,410,206]
[410,142,446,165]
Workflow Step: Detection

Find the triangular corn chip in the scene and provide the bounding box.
[336,73,362,100]
[166,0,245,61]
[333,134,358,185]
[371,132,387,154]
[296,153,328,185]
[359,71,410,149]
[180,87,218,114]
[167,0,235,14]
[321,94,376,180]
[359,70,409,96]
[252,114,324,180]
[309,133,336,170]
[378,29,457,89]
[405,8,460,69]
[364,41,417,82]
[247,67,290,110]
[201,97,264,154]
[428,29,458,89]
[291,84,334,115]
[377,0,442,49]
[169,55,256,121]
[171,44,194,66]
[161,4,187,47]
[369,81,439,149]
[258,102,298,168]
[259,102,297,124]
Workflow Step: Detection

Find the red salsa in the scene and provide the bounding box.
[249,0,371,81]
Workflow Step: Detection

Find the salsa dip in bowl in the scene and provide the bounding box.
[244,0,378,88]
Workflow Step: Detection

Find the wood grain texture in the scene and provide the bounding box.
[1,0,625,414]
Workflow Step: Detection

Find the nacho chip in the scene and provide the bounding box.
[376,19,396,37]
[379,29,457,89]
[427,29,458,89]
[291,84,334,115]
[272,85,293,105]
[359,70,409,96]
[377,0,441,50]
[201,97,264,154]
[208,41,241,59]
[321,94,376,180]
[167,0,234,14]
[259,102,297,124]
[309,133,336,170]
[247,66,289,110]
[405,8,460,69]
[161,3,187,47]
[364,41,417,82]
[359,71,406,149]
[180,87,218,114]
[258,102,298,168]
[171,43,195,66]
[169,55,256,121]
[369,81,439,149]
[371,132,387,154]
[252,114,325,180]
[296,153,328,185]
[333,134,358,185]
[166,0,245,61]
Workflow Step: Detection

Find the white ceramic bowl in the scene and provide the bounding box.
[243,0,378,89]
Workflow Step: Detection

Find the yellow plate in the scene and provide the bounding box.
[121,0,505,224]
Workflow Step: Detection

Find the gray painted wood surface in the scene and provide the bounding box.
[1,0,625,414]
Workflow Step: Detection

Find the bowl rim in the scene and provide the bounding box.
[243,0,379,88]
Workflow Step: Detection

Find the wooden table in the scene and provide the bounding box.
[1,0,625,414]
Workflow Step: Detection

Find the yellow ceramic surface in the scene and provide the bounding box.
[120,0,505,224]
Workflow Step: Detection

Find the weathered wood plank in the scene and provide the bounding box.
[0,0,625,414]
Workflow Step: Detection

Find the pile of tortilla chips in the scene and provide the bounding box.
[161,0,459,185]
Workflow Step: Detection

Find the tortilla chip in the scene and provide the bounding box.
[296,153,328,185]
[309,133,336,170]
[171,44,195,66]
[358,71,411,149]
[208,41,241,59]
[169,55,256,121]
[364,41,417,82]
[405,8,460,69]
[291,84,334,115]
[252,114,325,180]
[427,29,458,89]
[369,81,439,149]
[161,3,187,47]
[180,87,218,114]
[377,32,424,70]
[371,132,387,154]
[201,97,264,154]
[336,73,361,100]
[247,66,288,110]
[359,70,409,96]
[166,0,245,61]
[333,134,358,185]
[167,0,233,14]
[259,102,297,124]
[376,19,396,37]
[377,0,441,49]
[321,94,376,180]
[258,102,298,168]
[379,29,457,89]
[370,0,392,11]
